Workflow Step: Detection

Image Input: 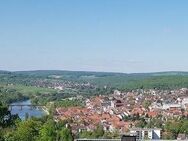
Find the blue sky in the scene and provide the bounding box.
[0,0,188,73]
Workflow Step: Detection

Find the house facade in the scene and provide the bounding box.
[129,128,161,140]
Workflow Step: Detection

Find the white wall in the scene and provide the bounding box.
[153,129,161,139]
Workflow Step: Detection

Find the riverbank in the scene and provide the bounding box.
[41,106,50,115]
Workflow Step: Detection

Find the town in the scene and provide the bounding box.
[55,88,188,140]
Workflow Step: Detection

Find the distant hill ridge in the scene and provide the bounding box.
[1,70,188,77]
[1,70,188,90]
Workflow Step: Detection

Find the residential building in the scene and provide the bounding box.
[129,128,161,140]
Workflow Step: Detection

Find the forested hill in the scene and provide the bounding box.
[1,70,188,90]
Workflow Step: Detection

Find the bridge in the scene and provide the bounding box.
[8,104,46,110]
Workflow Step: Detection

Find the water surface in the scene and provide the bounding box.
[10,100,46,120]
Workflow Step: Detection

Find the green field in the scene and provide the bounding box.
[5,84,57,95]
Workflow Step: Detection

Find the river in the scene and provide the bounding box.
[10,100,47,120]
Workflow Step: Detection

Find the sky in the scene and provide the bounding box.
[0,0,188,73]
